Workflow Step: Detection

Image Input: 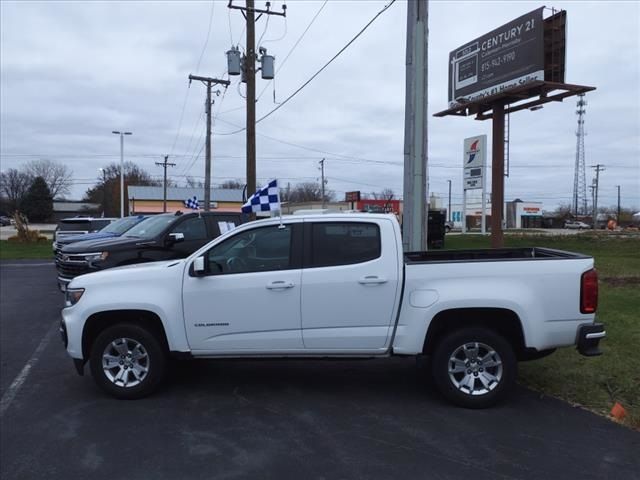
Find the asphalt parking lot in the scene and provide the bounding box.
[1,261,639,480]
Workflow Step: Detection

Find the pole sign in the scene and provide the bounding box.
[448,7,545,107]
[345,191,361,202]
[463,135,487,190]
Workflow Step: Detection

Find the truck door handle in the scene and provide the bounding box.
[266,280,294,290]
[358,275,387,285]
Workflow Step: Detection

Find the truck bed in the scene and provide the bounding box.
[404,247,589,264]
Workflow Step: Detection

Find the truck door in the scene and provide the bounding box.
[300,219,401,350]
[183,223,304,352]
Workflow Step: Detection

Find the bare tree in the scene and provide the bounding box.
[219,179,244,190]
[370,188,395,201]
[25,159,73,198]
[185,177,203,188]
[281,181,334,203]
[0,168,32,212]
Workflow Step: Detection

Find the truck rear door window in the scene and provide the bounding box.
[309,222,380,267]
[171,217,207,241]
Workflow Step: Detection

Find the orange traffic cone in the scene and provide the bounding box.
[610,402,627,420]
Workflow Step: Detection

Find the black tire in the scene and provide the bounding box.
[89,323,167,399]
[431,327,516,409]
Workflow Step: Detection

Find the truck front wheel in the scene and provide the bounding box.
[89,323,167,399]
[431,327,516,408]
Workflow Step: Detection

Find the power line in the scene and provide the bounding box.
[195,0,217,73]
[256,0,328,102]
[169,0,216,157]
[217,0,397,136]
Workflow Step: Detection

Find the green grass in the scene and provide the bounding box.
[445,233,640,429]
[0,240,54,260]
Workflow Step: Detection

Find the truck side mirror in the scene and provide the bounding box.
[167,232,185,245]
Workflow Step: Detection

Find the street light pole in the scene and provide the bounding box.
[447,180,452,222]
[112,130,132,218]
[98,168,106,217]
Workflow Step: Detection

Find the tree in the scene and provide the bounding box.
[553,203,573,220]
[370,188,395,201]
[220,179,244,190]
[84,162,160,217]
[185,177,203,188]
[24,159,73,199]
[0,168,32,212]
[281,181,334,203]
[21,177,53,222]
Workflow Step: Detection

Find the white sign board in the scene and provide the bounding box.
[463,135,487,190]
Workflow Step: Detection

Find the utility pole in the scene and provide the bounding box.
[227,0,285,205]
[319,158,326,208]
[616,185,621,223]
[403,0,428,252]
[156,155,176,213]
[590,164,605,229]
[188,75,230,211]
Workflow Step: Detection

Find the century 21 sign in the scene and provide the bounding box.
[448,7,545,107]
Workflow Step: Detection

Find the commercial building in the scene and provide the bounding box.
[127,186,244,214]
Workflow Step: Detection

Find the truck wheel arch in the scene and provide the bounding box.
[422,308,526,359]
[82,310,169,362]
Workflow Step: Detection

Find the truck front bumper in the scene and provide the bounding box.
[577,322,605,356]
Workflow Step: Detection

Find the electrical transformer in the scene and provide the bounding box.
[260,54,275,80]
[226,47,242,76]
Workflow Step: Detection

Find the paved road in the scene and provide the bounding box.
[1,261,638,480]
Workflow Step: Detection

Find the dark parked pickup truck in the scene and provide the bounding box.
[56,211,242,291]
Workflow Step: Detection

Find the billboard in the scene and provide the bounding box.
[463,135,487,190]
[448,7,545,107]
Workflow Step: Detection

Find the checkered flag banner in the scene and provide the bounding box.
[241,179,280,214]
[184,195,199,210]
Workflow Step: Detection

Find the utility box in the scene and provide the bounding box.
[261,54,275,80]
[226,48,242,76]
[427,210,446,249]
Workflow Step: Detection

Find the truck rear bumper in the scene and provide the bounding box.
[576,322,605,356]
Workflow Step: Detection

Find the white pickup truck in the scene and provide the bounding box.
[61,213,604,408]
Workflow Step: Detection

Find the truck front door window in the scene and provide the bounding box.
[207,225,292,274]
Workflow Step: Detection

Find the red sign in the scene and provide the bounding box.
[345,191,361,202]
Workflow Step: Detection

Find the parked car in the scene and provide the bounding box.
[56,211,243,291]
[55,217,118,244]
[60,213,603,408]
[0,215,11,227]
[445,221,454,233]
[564,220,590,230]
[53,215,147,255]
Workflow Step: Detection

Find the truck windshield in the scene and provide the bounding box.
[101,216,146,235]
[124,215,176,239]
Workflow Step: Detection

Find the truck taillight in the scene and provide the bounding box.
[580,269,598,314]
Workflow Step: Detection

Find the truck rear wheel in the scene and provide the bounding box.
[431,327,516,408]
[89,323,167,399]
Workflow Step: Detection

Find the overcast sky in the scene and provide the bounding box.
[1,0,638,211]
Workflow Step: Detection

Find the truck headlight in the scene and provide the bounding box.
[65,288,85,307]
[84,252,109,262]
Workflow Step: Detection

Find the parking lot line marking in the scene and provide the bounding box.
[0,321,58,418]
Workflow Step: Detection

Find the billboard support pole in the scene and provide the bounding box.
[491,103,505,247]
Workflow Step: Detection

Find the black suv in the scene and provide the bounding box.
[56,211,243,290]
